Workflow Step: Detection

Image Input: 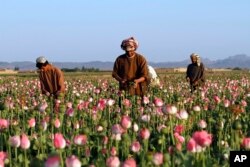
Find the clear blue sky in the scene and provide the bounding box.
[0,0,249,63]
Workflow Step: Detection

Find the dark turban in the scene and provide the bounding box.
[121,37,139,51]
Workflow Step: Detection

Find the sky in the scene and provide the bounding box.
[0,0,249,63]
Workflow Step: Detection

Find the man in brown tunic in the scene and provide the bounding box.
[186,53,205,93]
[36,56,65,100]
[112,37,149,99]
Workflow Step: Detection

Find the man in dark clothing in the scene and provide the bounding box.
[186,53,205,93]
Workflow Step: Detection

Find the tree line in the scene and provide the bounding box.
[61,66,100,72]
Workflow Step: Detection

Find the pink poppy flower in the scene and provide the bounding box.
[122,99,131,107]
[176,142,182,151]
[74,134,87,145]
[28,118,36,128]
[130,141,141,153]
[54,133,66,149]
[9,135,21,148]
[174,133,185,144]
[121,115,132,129]
[111,134,122,141]
[198,120,207,129]
[174,125,184,134]
[193,105,201,112]
[94,88,101,94]
[97,98,107,110]
[102,136,109,145]
[110,147,117,156]
[187,138,197,153]
[20,133,30,150]
[0,119,9,130]
[106,156,120,167]
[111,124,124,135]
[142,96,150,105]
[192,130,212,147]
[223,99,230,107]
[241,100,247,107]
[0,151,8,162]
[41,120,48,131]
[122,158,137,167]
[38,103,48,112]
[162,104,177,115]
[45,155,60,167]
[152,152,163,166]
[66,108,74,117]
[139,128,150,140]
[54,118,61,128]
[55,99,61,104]
[107,99,115,106]
[241,137,250,150]
[0,160,4,166]
[154,97,163,107]
[177,109,189,120]
[201,91,206,98]
[213,95,221,104]
[66,102,73,108]
[65,155,81,167]
[140,115,150,122]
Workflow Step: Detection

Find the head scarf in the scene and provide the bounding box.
[36,56,47,64]
[121,37,139,51]
[190,53,201,66]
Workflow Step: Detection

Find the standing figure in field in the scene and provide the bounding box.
[36,56,65,100]
[112,37,149,101]
[186,53,205,93]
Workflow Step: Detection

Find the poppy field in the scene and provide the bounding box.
[0,70,250,167]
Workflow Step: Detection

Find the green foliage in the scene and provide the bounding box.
[62,66,100,72]
[233,67,242,70]
[0,70,250,166]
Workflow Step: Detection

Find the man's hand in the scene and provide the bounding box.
[133,80,139,88]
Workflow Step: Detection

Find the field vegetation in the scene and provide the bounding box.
[0,70,250,166]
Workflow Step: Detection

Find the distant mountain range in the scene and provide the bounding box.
[0,54,249,70]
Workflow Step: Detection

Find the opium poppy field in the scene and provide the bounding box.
[0,70,250,167]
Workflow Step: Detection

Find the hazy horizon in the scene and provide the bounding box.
[1,53,248,65]
[1,0,249,63]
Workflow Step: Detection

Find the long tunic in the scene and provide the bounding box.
[38,64,65,95]
[112,53,148,96]
[186,62,205,84]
